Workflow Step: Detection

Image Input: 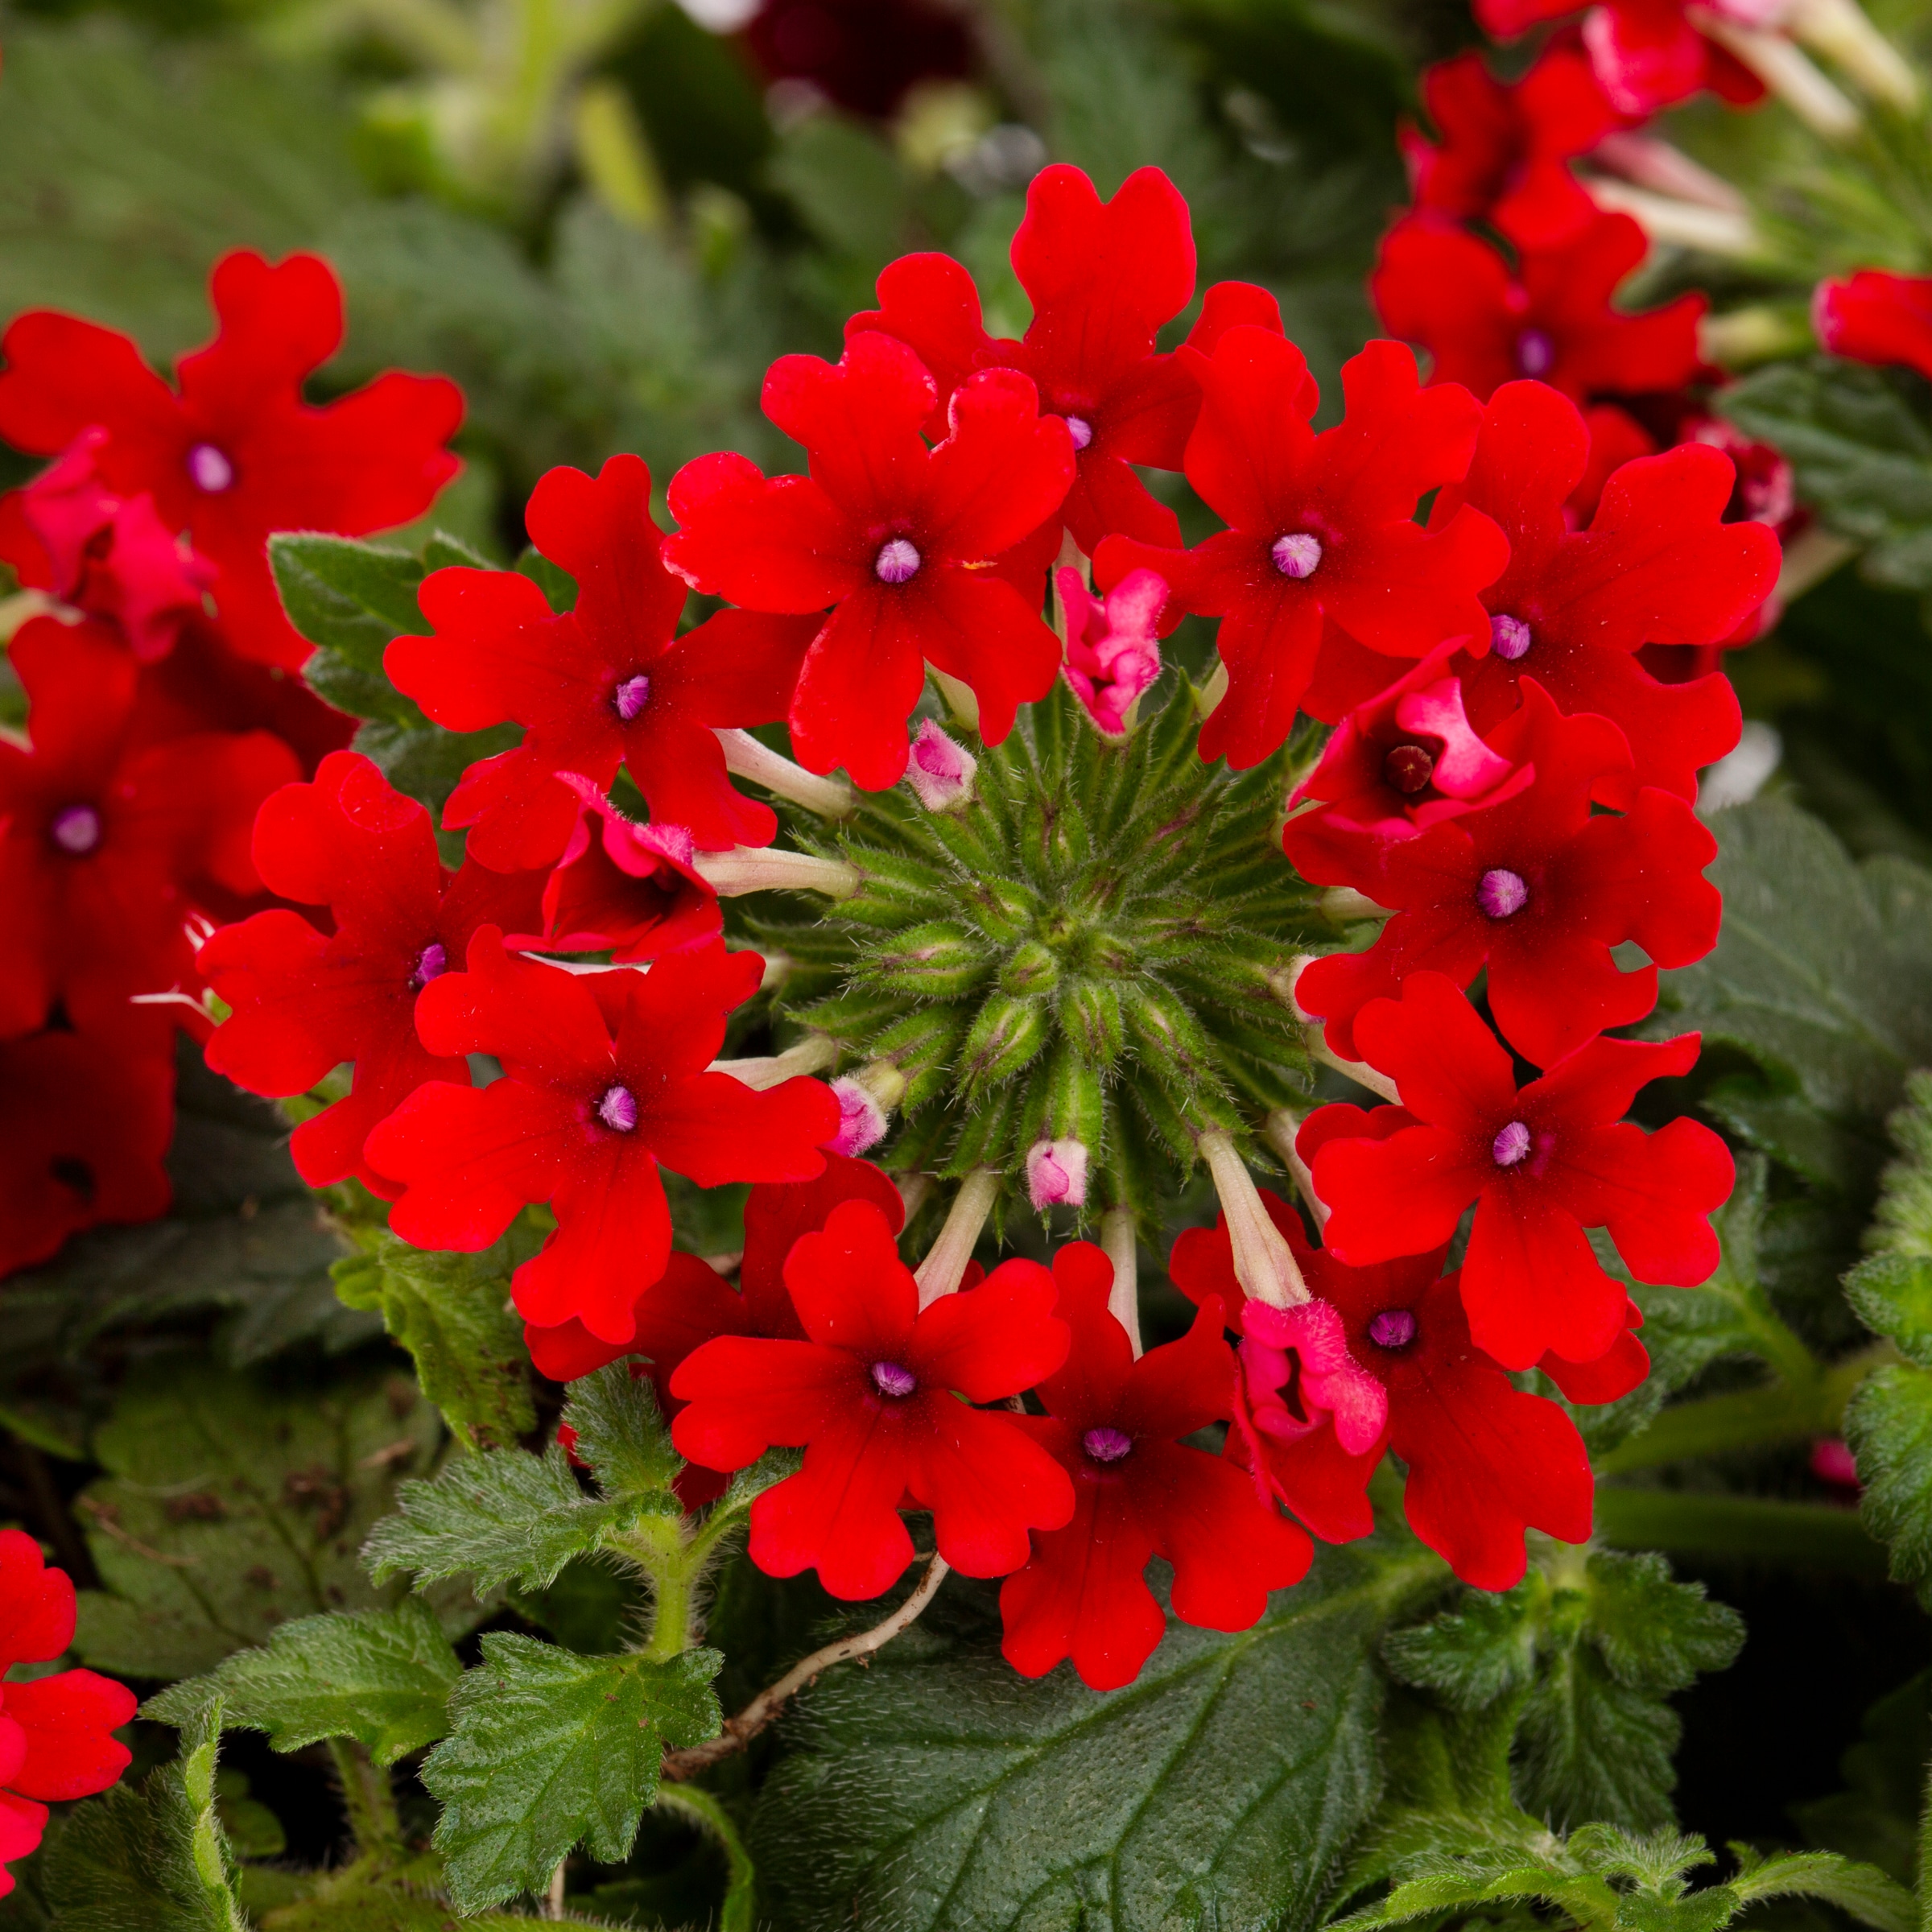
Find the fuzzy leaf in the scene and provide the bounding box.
[1719,359,1932,592]
[40,1695,245,1932]
[1846,1362,1932,1604]
[1728,1849,1916,1932]
[142,1600,461,1765]
[423,1633,722,1913]
[1790,1670,1932,1882]
[1381,1586,1542,1711]
[332,1223,538,1450]
[749,1542,1431,1932]
[561,1364,683,1500]
[68,1360,445,1681]
[364,1443,674,1595]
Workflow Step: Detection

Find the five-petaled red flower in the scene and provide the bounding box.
[0,1530,138,1895]
[1294,683,1721,1067]
[662,332,1075,791]
[0,250,462,671]
[852,164,1282,556]
[1438,381,1780,802]
[196,752,545,1197]
[364,931,839,1342]
[389,456,819,869]
[998,1243,1310,1690]
[1474,0,1768,115]
[1372,213,1705,407]
[1302,972,1732,1370]
[671,1198,1075,1599]
[0,619,298,1039]
[1814,270,1932,384]
[1095,330,1507,770]
[1404,49,1619,248]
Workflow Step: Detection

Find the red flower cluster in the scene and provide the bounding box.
[0,250,466,1275]
[0,1531,138,1893]
[1475,0,1767,115]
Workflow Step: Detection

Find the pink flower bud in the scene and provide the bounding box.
[826,1076,889,1156]
[1810,1437,1860,1489]
[1025,1137,1088,1210]
[1058,567,1164,738]
[906,719,976,810]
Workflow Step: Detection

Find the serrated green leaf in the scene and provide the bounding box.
[1381,1583,1542,1711]
[1844,1253,1932,1367]
[1720,359,1932,592]
[142,1600,461,1766]
[68,1359,447,1681]
[41,1695,246,1932]
[562,1364,682,1501]
[1871,1070,1932,1257]
[365,1443,669,1595]
[1518,1643,1684,1838]
[749,1542,1435,1932]
[1727,1849,1916,1932]
[1846,1361,1932,1604]
[423,1633,722,1913]
[332,1222,537,1449]
[1583,1554,1744,1695]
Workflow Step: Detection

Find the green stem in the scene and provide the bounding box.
[618,1516,703,1661]
[1594,1487,1888,1577]
[656,1784,757,1932]
[327,1737,402,1863]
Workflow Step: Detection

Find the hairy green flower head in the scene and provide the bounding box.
[749,676,1337,1224]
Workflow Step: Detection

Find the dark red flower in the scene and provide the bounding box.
[997,1243,1309,1690]
[196,751,545,1197]
[0,250,462,671]
[1439,380,1780,802]
[1473,0,1767,114]
[662,333,1075,791]
[1302,972,1733,1370]
[1814,270,1932,383]
[1404,50,1619,248]
[363,930,840,1342]
[0,430,214,663]
[1372,213,1705,407]
[1094,331,1507,770]
[527,777,722,962]
[0,619,299,1039]
[852,167,1278,555]
[670,1199,1074,1599]
[0,1026,175,1279]
[743,0,972,118]
[1295,682,1721,1067]
[389,457,816,868]
[0,1530,138,1895]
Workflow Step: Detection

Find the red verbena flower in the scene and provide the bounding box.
[1474,0,1768,114]
[1438,380,1781,802]
[852,166,1280,555]
[1094,330,1507,770]
[0,430,215,663]
[363,931,840,1343]
[388,456,819,868]
[670,1198,1075,1599]
[663,333,1076,791]
[197,751,545,1197]
[1371,213,1705,406]
[531,776,721,962]
[0,1530,138,1894]
[997,1243,1310,1690]
[1814,270,1932,383]
[1302,971,1733,1371]
[0,1027,175,1279]
[1294,682,1721,1067]
[0,618,299,1039]
[1404,49,1619,249]
[0,250,462,671]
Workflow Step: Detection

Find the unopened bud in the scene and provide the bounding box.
[827,1078,890,1156]
[1000,940,1059,997]
[960,993,1050,1096]
[906,719,976,811]
[1026,1137,1088,1210]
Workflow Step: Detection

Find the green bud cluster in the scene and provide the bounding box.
[745,677,1336,1223]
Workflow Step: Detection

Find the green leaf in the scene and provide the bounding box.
[41,1695,246,1931]
[68,1359,445,1681]
[1720,359,1932,592]
[1381,1585,1542,1711]
[268,535,427,687]
[1870,1069,1932,1257]
[1728,1848,1917,1932]
[1790,1670,1931,1884]
[749,1542,1436,1932]
[561,1363,683,1500]
[142,1600,461,1766]
[364,1441,673,1596]
[1846,1362,1932,1604]
[351,713,522,820]
[1654,797,1932,1186]
[1844,1253,1932,1367]
[332,1221,538,1450]
[422,1633,722,1913]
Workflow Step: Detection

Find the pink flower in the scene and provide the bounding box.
[1236,1298,1389,1456]
[1059,568,1163,737]
[905,718,977,810]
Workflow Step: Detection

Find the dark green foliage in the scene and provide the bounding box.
[748,1543,1434,1932]
[1791,1671,1932,1884]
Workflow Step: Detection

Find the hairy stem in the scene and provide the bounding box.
[1199,1129,1307,1307]
[656,1784,758,1932]
[693,845,862,899]
[327,1737,402,1863]
[1100,1205,1141,1355]
[712,1033,840,1090]
[914,1170,1000,1306]
[662,1550,951,1778]
[715,727,857,820]
[1593,1487,1886,1577]
[1262,1105,1329,1232]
